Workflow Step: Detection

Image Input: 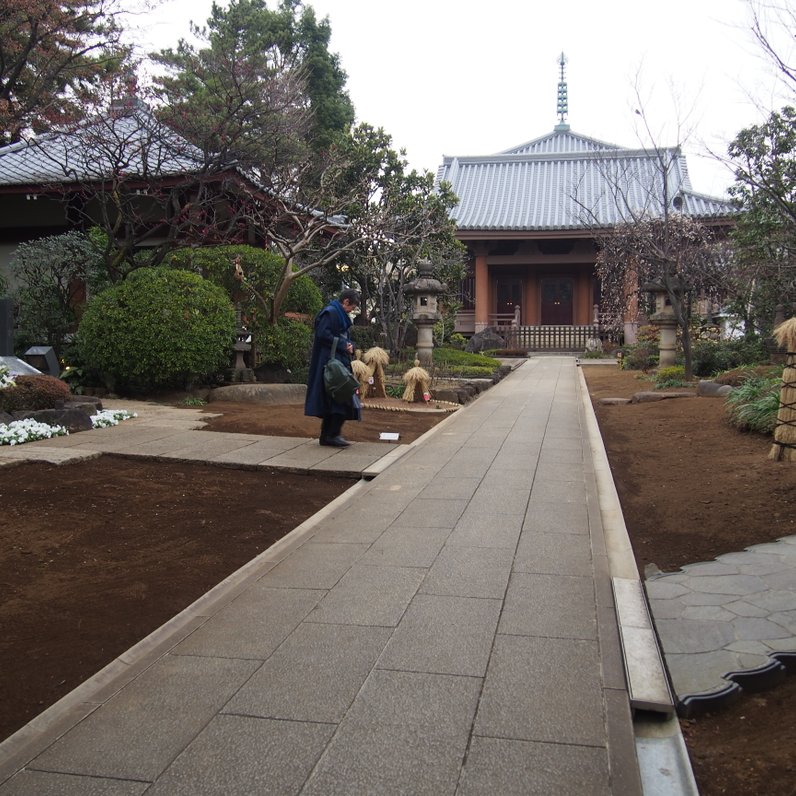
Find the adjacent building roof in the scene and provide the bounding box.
[0,100,208,189]
[436,128,736,232]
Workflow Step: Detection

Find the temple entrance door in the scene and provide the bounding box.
[541,277,574,325]
[495,278,522,323]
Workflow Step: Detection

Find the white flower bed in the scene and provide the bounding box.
[0,408,137,445]
[91,409,137,428]
[0,418,68,446]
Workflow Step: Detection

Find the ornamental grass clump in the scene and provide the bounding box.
[769,318,796,461]
[725,374,781,435]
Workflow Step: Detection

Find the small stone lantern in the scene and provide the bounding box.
[642,280,681,368]
[404,259,447,367]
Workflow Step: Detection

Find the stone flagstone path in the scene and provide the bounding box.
[646,534,796,714]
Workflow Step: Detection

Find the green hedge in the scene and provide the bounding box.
[77,268,235,392]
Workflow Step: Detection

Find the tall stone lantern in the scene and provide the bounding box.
[404,259,447,367]
[642,280,682,368]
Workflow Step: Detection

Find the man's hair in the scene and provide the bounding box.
[339,288,361,306]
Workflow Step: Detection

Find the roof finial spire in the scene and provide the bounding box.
[555,52,570,132]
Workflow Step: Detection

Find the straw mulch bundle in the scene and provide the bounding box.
[769,318,796,462]
[402,360,431,402]
[363,347,389,398]
[351,355,371,396]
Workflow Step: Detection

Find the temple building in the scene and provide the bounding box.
[436,54,735,347]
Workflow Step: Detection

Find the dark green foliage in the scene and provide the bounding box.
[0,375,72,411]
[165,245,322,316]
[725,374,781,435]
[432,347,500,369]
[690,339,769,378]
[165,245,322,372]
[257,318,312,374]
[10,231,109,358]
[77,268,235,392]
[727,106,796,336]
[152,0,353,172]
[349,325,382,352]
[620,342,659,371]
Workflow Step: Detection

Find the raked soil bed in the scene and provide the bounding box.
[1,369,795,793]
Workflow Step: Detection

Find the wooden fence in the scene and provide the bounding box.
[498,324,602,351]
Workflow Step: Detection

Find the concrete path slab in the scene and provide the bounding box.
[0,359,690,793]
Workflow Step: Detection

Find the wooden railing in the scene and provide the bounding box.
[498,324,602,351]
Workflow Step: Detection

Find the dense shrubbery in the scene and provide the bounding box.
[166,245,322,373]
[9,230,109,358]
[652,365,689,388]
[432,347,501,370]
[0,374,72,411]
[257,319,312,376]
[349,325,382,352]
[166,245,321,312]
[725,373,782,435]
[619,326,659,371]
[690,338,769,377]
[713,365,783,386]
[77,268,235,392]
[384,347,500,379]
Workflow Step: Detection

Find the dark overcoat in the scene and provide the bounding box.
[304,300,360,420]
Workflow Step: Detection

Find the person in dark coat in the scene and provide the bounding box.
[304,289,362,446]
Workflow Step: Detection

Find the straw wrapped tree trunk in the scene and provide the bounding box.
[769,318,796,462]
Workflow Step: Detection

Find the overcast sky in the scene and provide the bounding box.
[131,0,794,197]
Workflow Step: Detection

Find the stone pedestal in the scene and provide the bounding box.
[652,315,677,367]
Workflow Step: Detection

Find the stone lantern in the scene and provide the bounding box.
[642,280,681,368]
[404,259,447,367]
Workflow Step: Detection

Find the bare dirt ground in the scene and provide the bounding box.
[1,372,794,793]
[583,365,796,796]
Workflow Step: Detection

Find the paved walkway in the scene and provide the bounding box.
[0,359,690,794]
[646,538,796,714]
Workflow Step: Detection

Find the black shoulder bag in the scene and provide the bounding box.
[323,337,359,403]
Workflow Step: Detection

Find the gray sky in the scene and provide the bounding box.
[132,0,794,197]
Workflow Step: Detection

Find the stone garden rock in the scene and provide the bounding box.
[598,397,632,405]
[631,391,694,403]
[697,381,734,398]
[465,328,505,354]
[11,407,94,432]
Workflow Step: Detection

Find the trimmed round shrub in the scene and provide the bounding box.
[77,268,235,392]
[0,374,72,411]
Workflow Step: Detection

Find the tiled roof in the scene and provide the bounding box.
[0,103,207,187]
[437,128,736,232]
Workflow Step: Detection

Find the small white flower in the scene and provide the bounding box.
[91,409,137,429]
[0,419,68,445]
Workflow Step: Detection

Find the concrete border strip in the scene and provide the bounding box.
[577,366,697,794]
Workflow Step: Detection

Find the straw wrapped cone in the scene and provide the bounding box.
[351,356,370,397]
[402,360,431,402]
[363,346,389,398]
[769,318,796,462]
